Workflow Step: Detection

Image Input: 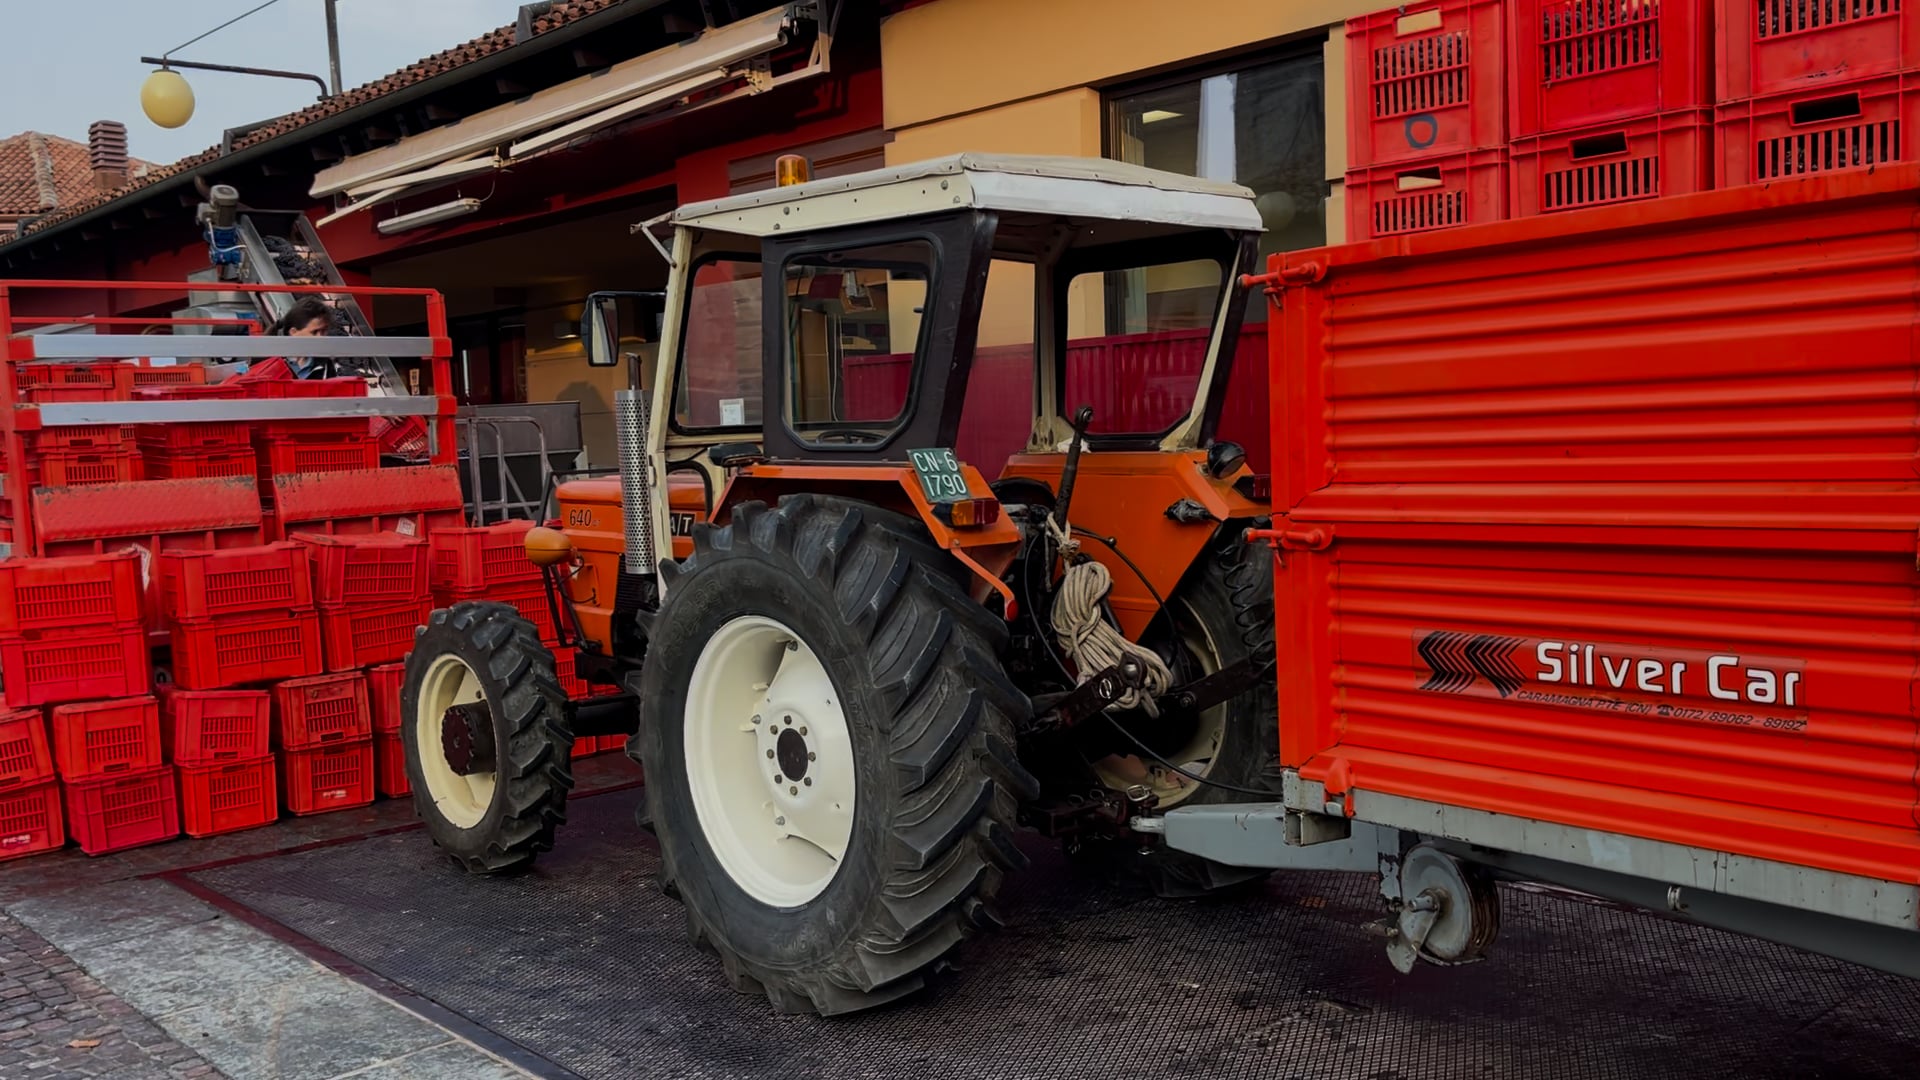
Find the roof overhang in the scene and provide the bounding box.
[314,4,830,227]
[0,0,667,260]
[666,153,1265,238]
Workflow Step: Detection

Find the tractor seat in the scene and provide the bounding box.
[709,443,765,468]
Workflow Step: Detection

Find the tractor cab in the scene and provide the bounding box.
[578,152,1265,570]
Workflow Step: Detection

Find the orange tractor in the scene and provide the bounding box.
[399,154,1284,1012]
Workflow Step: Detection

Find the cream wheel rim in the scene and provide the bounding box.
[1091,600,1228,809]
[416,653,499,830]
[684,615,855,908]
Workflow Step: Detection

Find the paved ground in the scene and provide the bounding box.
[0,913,222,1080]
[2,752,1915,1080]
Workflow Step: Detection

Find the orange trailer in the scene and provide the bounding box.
[1185,162,1920,977]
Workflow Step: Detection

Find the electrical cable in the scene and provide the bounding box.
[164,0,288,60]
[1097,711,1281,799]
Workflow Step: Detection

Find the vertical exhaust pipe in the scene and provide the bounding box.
[615,388,656,576]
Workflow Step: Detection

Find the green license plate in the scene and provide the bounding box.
[907,447,970,504]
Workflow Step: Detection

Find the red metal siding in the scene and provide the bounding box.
[1267,165,1920,885]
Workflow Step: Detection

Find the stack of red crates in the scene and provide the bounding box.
[50,695,181,855]
[139,422,256,482]
[430,520,618,757]
[1507,0,1715,216]
[0,706,62,861]
[272,672,375,815]
[296,532,431,673]
[1713,1,1920,185]
[0,553,150,710]
[160,686,277,838]
[1346,0,1509,239]
[367,663,409,796]
[254,418,380,497]
[159,543,324,690]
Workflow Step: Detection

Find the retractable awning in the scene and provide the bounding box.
[313,4,828,226]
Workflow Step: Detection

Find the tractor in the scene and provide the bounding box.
[400,153,1280,1014]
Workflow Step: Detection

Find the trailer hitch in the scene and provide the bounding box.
[1027,659,1148,733]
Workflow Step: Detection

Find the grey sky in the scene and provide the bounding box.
[0,0,516,165]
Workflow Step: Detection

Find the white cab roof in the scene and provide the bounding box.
[665,153,1263,238]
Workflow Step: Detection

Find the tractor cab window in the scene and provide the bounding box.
[781,240,935,448]
[1062,257,1226,437]
[675,256,764,431]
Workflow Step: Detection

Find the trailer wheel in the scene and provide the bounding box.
[637,495,1036,1015]
[1086,522,1280,897]
[401,602,575,874]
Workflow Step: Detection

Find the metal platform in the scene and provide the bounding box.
[175,786,1920,1080]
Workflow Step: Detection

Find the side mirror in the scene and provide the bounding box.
[583,294,620,368]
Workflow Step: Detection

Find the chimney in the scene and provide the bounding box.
[87,120,129,193]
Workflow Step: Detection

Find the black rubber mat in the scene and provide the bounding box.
[187,788,1919,1080]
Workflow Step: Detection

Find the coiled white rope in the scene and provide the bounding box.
[1044,516,1173,715]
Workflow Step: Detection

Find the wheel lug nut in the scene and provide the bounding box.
[789,786,798,795]
[775,815,786,826]
[807,751,816,761]
[766,749,775,759]
[799,726,808,737]
[784,715,793,725]
[803,777,812,787]
[768,726,778,735]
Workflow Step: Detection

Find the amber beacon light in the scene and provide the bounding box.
[775,154,812,187]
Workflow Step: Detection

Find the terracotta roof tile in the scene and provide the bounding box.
[8,0,625,241]
[0,132,153,216]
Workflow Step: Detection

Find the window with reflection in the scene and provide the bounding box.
[781,240,934,448]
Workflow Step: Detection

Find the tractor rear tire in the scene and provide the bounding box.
[401,602,575,874]
[1086,523,1280,898]
[636,494,1036,1015]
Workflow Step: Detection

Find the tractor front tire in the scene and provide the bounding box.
[401,602,575,874]
[636,495,1036,1015]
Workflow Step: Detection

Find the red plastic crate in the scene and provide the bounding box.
[372,415,430,459]
[318,600,429,671]
[35,447,143,487]
[438,582,556,644]
[0,625,149,707]
[367,662,404,733]
[50,696,161,780]
[1346,147,1509,239]
[429,520,538,592]
[294,531,429,606]
[281,741,374,815]
[170,608,323,690]
[1716,0,1920,101]
[130,364,207,388]
[260,419,375,442]
[258,439,380,484]
[29,425,135,453]
[132,384,247,401]
[1510,0,1712,137]
[571,734,597,759]
[238,378,369,400]
[64,767,178,855]
[137,422,251,453]
[16,363,135,402]
[178,756,277,837]
[272,672,372,749]
[159,542,313,621]
[0,551,143,634]
[0,781,62,861]
[599,734,629,755]
[159,687,271,764]
[1511,108,1712,214]
[274,465,465,540]
[0,708,52,789]
[1714,72,1918,185]
[144,448,258,481]
[373,732,409,797]
[1348,0,1506,168]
